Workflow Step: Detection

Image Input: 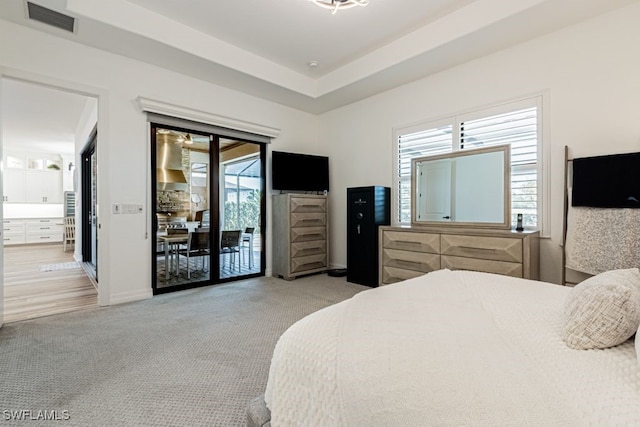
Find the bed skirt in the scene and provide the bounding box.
[246,394,271,427]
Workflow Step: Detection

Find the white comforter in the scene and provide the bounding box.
[265,269,640,426]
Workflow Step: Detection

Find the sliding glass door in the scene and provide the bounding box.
[151,125,265,294]
[219,138,264,279]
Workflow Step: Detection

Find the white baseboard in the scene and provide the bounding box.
[106,288,153,306]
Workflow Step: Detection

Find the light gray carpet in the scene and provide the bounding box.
[0,274,367,426]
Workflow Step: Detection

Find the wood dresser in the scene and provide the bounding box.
[378,226,539,285]
[272,193,329,280]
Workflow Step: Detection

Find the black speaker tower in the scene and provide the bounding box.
[347,186,390,287]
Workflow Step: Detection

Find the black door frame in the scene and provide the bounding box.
[80,127,97,273]
[150,123,266,295]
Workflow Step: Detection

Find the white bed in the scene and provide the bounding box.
[254,269,640,426]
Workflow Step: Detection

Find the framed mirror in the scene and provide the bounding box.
[411,145,511,229]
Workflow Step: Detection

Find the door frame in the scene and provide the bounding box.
[81,129,97,271]
[150,123,266,294]
[1,73,108,322]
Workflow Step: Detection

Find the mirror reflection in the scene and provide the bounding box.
[412,145,510,228]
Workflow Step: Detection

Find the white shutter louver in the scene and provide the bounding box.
[394,99,540,229]
[396,126,453,223]
[460,107,538,227]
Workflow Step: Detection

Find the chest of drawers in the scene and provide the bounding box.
[379,226,539,285]
[273,194,328,280]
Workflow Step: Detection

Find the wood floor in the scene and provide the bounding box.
[3,243,97,324]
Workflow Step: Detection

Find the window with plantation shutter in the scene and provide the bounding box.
[393,97,542,230]
[396,125,453,223]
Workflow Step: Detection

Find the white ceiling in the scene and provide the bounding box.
[2,78,94,154]
[0,0,637,152]
[125,0,477,77]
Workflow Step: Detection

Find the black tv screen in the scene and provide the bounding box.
[272,151,329,192]
[572,151,640,208]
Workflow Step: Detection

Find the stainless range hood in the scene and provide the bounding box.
[157,135,188,191]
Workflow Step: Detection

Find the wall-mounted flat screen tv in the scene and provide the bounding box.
[572,151,640,208]
[272,151,329,192]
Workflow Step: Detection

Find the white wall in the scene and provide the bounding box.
[320,3,640,284]
[0,19,319,305]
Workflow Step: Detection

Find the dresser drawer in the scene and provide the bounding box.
[291,226,327,243]
[290,197,326,213]
[382,230,439,253]
[291,253,327,274]
[441,234,522,263]
[3,223,26,233]
[26,232,63,244]
[3,234,26,245]
[291,240,326,258]
[27,223,63,234]
[381,266,425,285]
[441,255,523,278]
[26,218,62,225]
[290,212,326,228]
[382,248,440,274]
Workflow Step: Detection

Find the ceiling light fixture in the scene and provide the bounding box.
[307,0,369,15]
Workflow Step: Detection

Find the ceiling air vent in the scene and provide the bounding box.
[27,2,75,33]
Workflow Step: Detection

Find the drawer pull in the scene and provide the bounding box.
[41,236,51,239]
[299,248,323,255]
[458,246,496,252]
[301,261,325,269]
[396,240,421,246]
[40,227,50,230]
[398,260,422,268]
[302,234,323,240]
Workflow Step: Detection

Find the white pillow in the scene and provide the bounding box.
[563,268,640,350]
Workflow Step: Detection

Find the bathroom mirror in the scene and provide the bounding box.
[411,145,511,228]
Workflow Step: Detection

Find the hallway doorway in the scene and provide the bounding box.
[1,77,98,323]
